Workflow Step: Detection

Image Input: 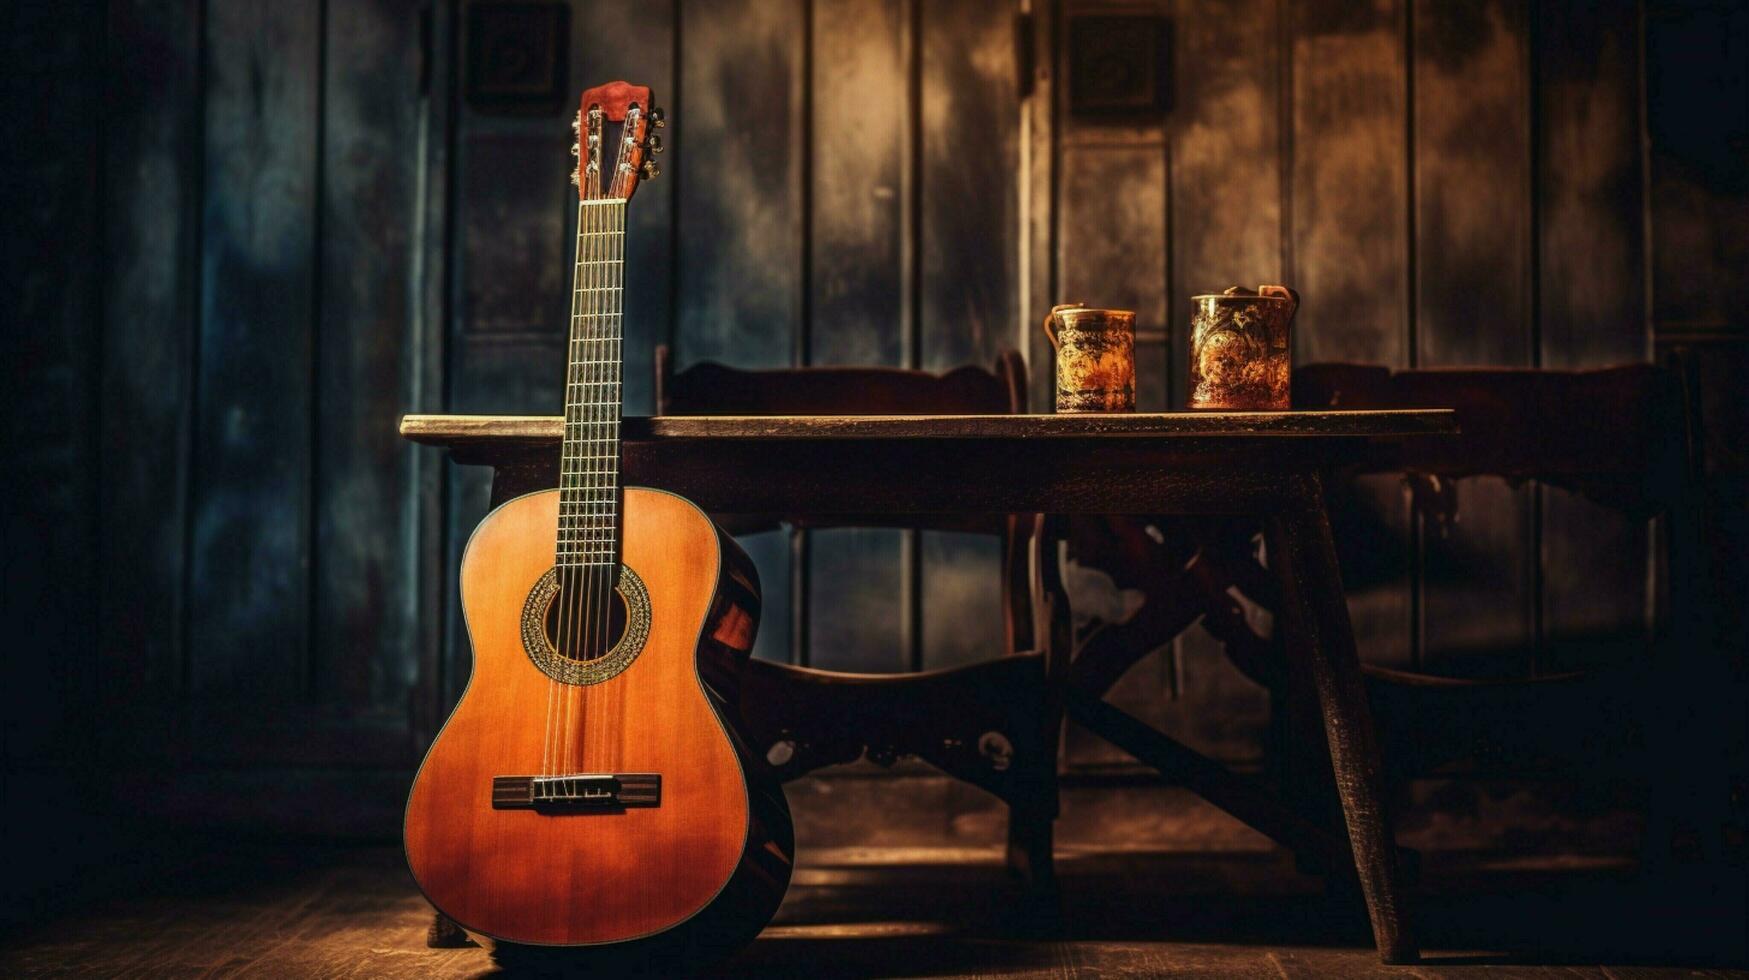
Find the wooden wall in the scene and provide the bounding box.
[2,0,1743,857]
[1064,0,1660,768]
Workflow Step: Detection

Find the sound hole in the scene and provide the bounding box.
[520,565,650,686]
[544,570,630,662]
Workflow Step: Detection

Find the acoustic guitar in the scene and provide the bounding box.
[404,82,792,964]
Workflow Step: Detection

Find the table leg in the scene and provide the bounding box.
[1007,515,1066,900]
[1265,472,1417,965]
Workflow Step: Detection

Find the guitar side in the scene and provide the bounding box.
[404,486,792,958]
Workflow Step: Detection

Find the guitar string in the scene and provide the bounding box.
[606,195,626,772]
[567,194,589,777]
[573,191,608,777]
[576,110,611,778]
[558,117,600,778]
[575,186,603,774]
[583,171,620,773]
[545,111,636,780]
[598,195,626,773]
[582,120,628,773]
[581,193,613,774]
[546,192,584,779]
[551,194,580,777]
[583,123,618,776]
[600,119,636,771]
[559,192,595,775]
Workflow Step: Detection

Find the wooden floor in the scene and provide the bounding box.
[2,842,1743,978]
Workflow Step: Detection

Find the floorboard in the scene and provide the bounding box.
[1,843,1741,977]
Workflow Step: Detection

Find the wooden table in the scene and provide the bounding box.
[402,409,1456,964]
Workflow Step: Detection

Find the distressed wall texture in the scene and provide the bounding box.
[2,0,1743,842]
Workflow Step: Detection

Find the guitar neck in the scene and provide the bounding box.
[557,198,627,572]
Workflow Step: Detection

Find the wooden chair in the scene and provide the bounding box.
[655,346,1070,894]
[1280,360,1718,854]
[1066,357,1721,881]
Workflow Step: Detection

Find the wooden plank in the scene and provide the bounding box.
[1059,145,1167,410]
[1021,0,1056,416]
[806,0,908,671]
[313,0,425,727]
[920,0,1019,371]
[1290,0,1412,668]
[1644,1,1749,330]
[920,0,1020,670]
[408,0,456,746]
[1158,0,1284,765]
[673,0,805,663]
[742,530,795,664]
[1290,0,1409,369]
[1537,0,1650,674]
[1538,0,1646,368]
[809,528,903,672]
[811,0,906,368]
[0,1,104,774]
[188,1,320,709]
[1168,0,1284,408]
[673,0,804,368]
[457,134,571,337]
[98,0,201,754]
[1411,0,1534,678]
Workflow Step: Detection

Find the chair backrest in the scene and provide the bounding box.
[652,347,1040,661]
[1292,361,1696,516]
[656,346,1027,417]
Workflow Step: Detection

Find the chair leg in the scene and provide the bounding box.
[1266,473,1417,965]
[1004,802,1058,897]
[1004,514,1064,903]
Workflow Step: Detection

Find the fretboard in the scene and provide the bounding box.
[557,198,626,571]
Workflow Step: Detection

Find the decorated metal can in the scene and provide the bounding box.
[1044,304,1136,413]
[1188,285,1298,411]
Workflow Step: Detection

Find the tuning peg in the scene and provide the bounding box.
[569,141,580,157]
[646,134,663,154]
[640,160,661,180]
[571,115,581,135]
[648,107,665,129]
[570,166,580,187]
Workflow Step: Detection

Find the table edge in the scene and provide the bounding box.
[399,410,1458,446]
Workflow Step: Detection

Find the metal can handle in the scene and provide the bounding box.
[1257,284,1299,318]
[1042,302,1084,349]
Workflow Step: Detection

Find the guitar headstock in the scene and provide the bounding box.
[571,81,664,202]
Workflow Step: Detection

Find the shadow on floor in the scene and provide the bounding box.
[1,839,1743,978]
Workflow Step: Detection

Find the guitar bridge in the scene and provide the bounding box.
[491,773,661,811]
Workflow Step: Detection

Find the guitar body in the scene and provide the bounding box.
[405,486,792,960]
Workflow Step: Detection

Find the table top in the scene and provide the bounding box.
[399,410,1455,515]
[399,409,1455,446]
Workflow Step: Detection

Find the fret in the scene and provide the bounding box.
[554,197,627,569]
